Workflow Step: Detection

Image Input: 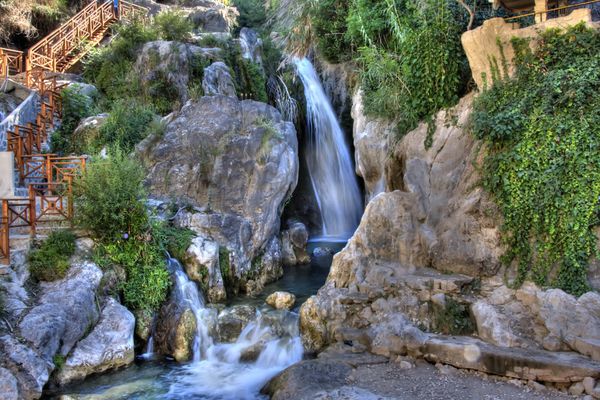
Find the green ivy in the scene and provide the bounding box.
[471,24,600,296]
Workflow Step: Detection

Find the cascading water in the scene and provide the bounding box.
[295,58,363,240]
[165,259,303,399]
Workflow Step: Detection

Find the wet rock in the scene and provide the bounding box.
[134,309,154,342]
[312,247,333,257]
[0,367,19,400]
[244,236,284,296]
[154,300,197,362]
[216,305,256,343]
[281,221,310,266]
[19,261,103,361]
[184,235,226,303]
[142,95,298,292]
[266,291,296,310]
[0,335,51,400]
[54,298,135,386]
[202,61,237,97]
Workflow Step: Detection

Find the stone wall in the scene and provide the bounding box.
[0,80,39,151]
[461,8,595,90]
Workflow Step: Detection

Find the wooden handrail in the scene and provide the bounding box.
[504,0,600,23]
[0,48,24,77]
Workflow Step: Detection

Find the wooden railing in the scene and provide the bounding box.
[1,0,148,80]
[504,0,600,25]
[0,48,24,78]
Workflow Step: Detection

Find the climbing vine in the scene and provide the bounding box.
[471,24,600,296]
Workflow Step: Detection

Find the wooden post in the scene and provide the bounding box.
[29,187,36,237]
[535,0,548,22]
[46,155,52,183]
[1,200,9,265]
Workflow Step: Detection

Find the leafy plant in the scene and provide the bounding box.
[98,100,159,151]
[154,10,193,42]
[28,230,77,282]
[51,85,95,154]
[73,150,148,241]
[153,222,196,261]
[471,24,600,296]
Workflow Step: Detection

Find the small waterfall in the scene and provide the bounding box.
[295,58,363,239]
[165,258,303,399]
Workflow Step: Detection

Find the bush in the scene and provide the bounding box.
[98,100,159,152]
[74,150,148,241]
[153,222,196,261]
[28,230,77,282]
[471,24,600,296]
[154,10,193,42]
[51,85,95,154]
[96,238,170,311]
[313,0,352,63]
[233,0,268,31]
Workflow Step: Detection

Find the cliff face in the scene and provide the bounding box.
[299,92,600,379]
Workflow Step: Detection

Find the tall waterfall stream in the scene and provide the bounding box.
[295,58,363,240]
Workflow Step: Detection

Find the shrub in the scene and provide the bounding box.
[471,24,600,296]
[96,239,170,311]
[51,85,94,154]
[74,150,148,241]
[154,10,193,42]
[28,230,77,282]
[98,100,158,152]
[153,222,196,261]
[312,0,352,63]
[233,0,268,31]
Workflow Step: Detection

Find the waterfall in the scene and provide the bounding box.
[295,58,363,239]
[166,258,303,399]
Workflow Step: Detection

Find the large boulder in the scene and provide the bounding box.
[154,294,198,362]
[140,95,298,297]
[186,1,238,33]
[215,304,256,343]
[53,298,135,386]
[135,41,222,104]
[183,235,226,303]
[0,335,51,400]
[19,261,103,361]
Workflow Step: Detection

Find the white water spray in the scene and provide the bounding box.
[295,58,363,239]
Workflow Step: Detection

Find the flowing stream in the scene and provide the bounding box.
[295,58,363,240]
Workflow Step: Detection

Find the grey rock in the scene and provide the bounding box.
[216,305,256,343]
[0,335,50,400]
[54,298,135,386]
[202,62,237,97]
[187,3,238,33]
[239,28,263,66]
[72,114,108,154]
[19,261,103,361]
[584,377,596,395]
[0,367,19,400]
[281,221,310,266]
[183,235,226,303]
[141,95,298,293]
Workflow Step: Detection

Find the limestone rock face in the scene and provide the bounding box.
[54,298,135,386]
[266,291,296,310]
[135,41,221,104]
[351,89,393,200]
[0,368,18,400]
[19,261,103,361]
[281,221,310,266]
[202,61,237,97]
[141,95,298,297]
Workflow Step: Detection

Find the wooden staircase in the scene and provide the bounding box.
[0,0,149,265]
[0,0,148,80]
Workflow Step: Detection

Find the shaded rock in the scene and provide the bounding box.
[141,95,298,293]
[239,28,263,66]
[154,292,198,362]
[19,261,103,361]
[134,309,154,342]
[216,305,256,343]
[183,235,226,303]
[313,247,333,257]
[266,291,296,310]
[187,2,238,32]
[54,298,135,386]
[0,335,51,400]
[243,236,284,296]
[71,114,108,153]
[281,221,310,266]
[202,61,236,97]
[0,367,19,400]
